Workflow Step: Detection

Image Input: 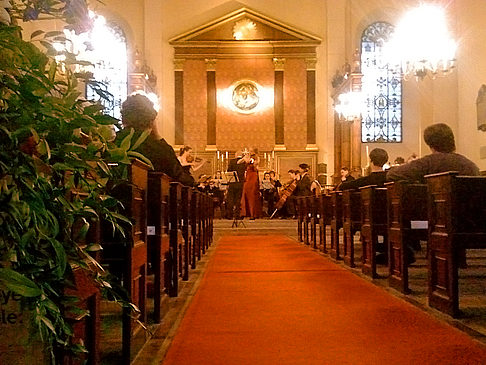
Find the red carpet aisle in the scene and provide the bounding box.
[162,235,486,364]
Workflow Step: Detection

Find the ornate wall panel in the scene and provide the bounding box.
[216,59,275,151]
[284,58,307,150]
[183,60,207,152]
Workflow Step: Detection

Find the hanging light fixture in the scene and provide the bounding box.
[334,91,365,122]
[384,4,457,80]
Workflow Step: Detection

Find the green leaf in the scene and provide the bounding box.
[49,239,67,277]
[30,30,45,39]
[120,129,134,151]
[127,151,154,170]
[0,268,42,297]
[131,129,150,151]
[39,316,56,334]
[48,60,57,83]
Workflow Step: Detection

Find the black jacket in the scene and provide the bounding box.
[116,129,195,187]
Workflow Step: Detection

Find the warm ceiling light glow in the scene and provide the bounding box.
[384,4,457,80]
[131,90,160,112]
[334,92,365,122]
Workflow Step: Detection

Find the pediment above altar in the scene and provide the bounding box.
[170,7,321,54]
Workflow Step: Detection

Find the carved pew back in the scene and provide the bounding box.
[147,172,170,323]
[101,159,149,364]
[330,191,343,260]
[426,172,486,317]
[386,181,427,294]
[359,185,388,278]
[342,190,361,268]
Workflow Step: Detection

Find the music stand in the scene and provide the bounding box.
[225,172,246,228]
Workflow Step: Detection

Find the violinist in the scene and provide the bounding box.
[178,146,207,176]
[238,148,262,220]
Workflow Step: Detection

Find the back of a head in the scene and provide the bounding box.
[299,163,309,172]
[369,148,389,167]
[121,94,157,130]
[423,123,455,153]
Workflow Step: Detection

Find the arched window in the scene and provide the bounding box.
[63,13,128,120]
[361,22,402,142]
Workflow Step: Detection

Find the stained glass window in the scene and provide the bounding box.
[361,22,402,142]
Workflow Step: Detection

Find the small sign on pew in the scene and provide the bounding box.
[147,225,156,236]
[411,220,428,229]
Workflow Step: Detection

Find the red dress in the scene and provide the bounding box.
[240,163,262,219]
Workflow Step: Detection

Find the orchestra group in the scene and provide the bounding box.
[192,149,322,220]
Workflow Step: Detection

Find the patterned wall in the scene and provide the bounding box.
[182,58,308,153]
[183,60,207,152]
[284,58,307,150]
[216,58,275,151]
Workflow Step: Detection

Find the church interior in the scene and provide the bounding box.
[2,0,486,364]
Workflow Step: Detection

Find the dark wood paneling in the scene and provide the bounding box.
[207,71,216,145]
[274,70,284,144]
[306,70,316,144]
[174,71,184,145]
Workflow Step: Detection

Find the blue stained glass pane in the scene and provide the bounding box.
[361,22,402,143]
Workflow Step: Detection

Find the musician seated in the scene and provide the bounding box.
[338,148,389,191]
[260,172,277,216]
[277,169,299,219]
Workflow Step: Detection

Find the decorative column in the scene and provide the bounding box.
[205,58,217,151]
[273,57,286,151]
[305,58,318,151]
[174,58,185,148]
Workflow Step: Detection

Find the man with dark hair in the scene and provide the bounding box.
[295,163,313,196]
[339,148,389,191]
[387,123,479,182]
[116,94,195,186]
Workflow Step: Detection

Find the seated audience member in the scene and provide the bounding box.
[339,148,389,191]
[387,123,479,182]
[393,156,405,166]
[335,166,354,190]
[117,94,195,186]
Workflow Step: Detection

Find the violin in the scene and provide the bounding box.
[186,155,205,163]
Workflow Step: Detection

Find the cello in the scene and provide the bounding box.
[270,178,297,219]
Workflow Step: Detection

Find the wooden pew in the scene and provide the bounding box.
[101,159,149,365]
[168,182,182,297]
[296,197,304,242]
[386,181,428,294]
[426,171,486,317]
[318,194,332,254]
[181,186,191,281]
[147,172,170,323]
[342,190,361,268]
[62,189,101,365]
[360,185,387,278]
[303,197,310,245]
[330,191,343,260]
[308,195,318,249]
[63,266,101,365]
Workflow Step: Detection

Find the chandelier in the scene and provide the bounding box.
[384,4,457,80]
[334,91,365,122]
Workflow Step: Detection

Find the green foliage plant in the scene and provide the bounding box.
[0,2,151,362]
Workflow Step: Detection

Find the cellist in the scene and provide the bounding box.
[271,169,299,219]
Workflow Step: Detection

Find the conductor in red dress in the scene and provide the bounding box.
[238,148,262,220]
